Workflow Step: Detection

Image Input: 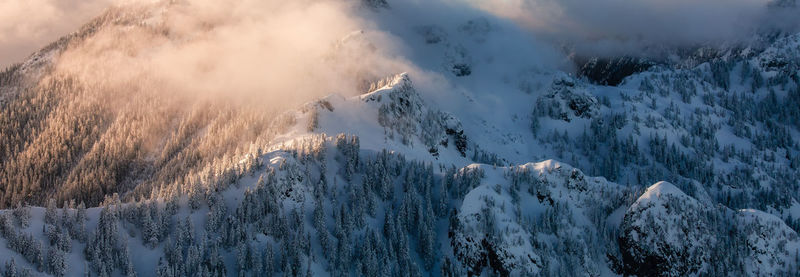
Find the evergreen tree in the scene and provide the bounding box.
[47,247,67,277]
[4,259,17,277]
[142,209,158,248]
[263,245,275,277]
[45,199,58,226]
[12,203,31,228]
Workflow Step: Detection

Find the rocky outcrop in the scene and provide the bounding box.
[620,182,800,276]
[362,73,468,156]
[619,182,716,276]
[578,56,656,86]
[534,74,599,121]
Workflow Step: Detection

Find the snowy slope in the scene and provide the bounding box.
[620,182,800,276]
[1,0,800,276]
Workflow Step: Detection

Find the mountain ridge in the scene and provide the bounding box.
[1,0,800,276]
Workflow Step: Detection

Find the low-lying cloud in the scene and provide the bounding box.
[7,0,800,70]
[50,0,418,109]
[0,0,128,68]
[5,0,800,100]
[472,0,800,57]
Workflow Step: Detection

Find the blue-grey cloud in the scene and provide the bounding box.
[471,0,800,57]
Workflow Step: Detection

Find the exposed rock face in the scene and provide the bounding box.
[758,33,800,72]
[578,57,655,86]
[445,45,473,77]
[534,74,599,121]
[362,73,468,156]
[415,25,448,45]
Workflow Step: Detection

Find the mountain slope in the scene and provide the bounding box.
[1,0,800,276]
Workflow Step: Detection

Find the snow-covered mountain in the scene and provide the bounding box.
[1,0,800,276]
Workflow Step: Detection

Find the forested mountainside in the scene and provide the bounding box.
[0,5,315,209]
[1,0,800,276]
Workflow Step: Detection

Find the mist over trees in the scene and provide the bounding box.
[1,0,800,276]
[0,69,288,209]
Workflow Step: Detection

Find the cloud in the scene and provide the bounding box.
[48,0,570,111]
[7,0,798,110]
[0,0,127,68]
[4,0,800,70]
[470,0,800,57]
[50,0,420,110]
